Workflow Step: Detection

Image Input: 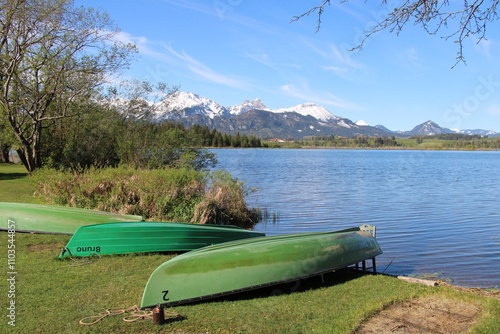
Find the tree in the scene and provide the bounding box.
[0,113,16,162]
[41,102,122,169]
[0,0,136,172]
[293,0,499,64]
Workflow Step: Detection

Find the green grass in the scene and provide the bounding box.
[1,163,499,333]
[0,232,498,333]
[0,163,38,203]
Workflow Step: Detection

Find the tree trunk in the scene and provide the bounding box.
[16,121,43,173]
[0,145,10,163]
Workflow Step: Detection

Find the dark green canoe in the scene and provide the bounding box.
[0,202,142,235]
[140,225,382,308]
[59,221,265,258]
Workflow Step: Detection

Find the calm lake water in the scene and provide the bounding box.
[212,149,500,288]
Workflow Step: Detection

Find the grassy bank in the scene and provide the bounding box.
[0,232,499,333]
[0,163,37,203]
[1,163,499,333]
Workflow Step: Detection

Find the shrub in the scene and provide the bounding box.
[31,167,260,228]
[191,170,262,229]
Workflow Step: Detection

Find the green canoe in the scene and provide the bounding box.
[59,221,265,258]
[0,202,142,235]
[140,225,382,308]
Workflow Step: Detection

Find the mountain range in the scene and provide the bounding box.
[151,91,499,139]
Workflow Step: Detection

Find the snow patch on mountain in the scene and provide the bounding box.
[150,91,499,136]
[229,98,269,115]
[452,128,498,136]
[406,120,450,136]
[338,120,352,128]
[155,91,228,119]
[274,103,337,122]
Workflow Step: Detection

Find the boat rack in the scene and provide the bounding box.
[355,224,377,273]
[359,224,376,238]
[353,258,377,273]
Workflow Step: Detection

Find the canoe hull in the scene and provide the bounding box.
[59,222,265,258]
[140,226,382,308]
[0,202,142,235]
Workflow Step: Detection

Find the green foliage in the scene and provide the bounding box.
[31,166,260,227]
[294,135,500,150]
[0,0,136,172]
[0,114,16,162]
[192,170,261,228]
[116,121,218,170]
[41,102,121,169]
[31,167,206,221]
[188,125,264,148]
[39,103,218,171]
[298,135,401,148]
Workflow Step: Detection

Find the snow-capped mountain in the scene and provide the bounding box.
[405,120,453,136]
[229,98,269,115]
[150,91,498,138]
[274,103,337,122]
[452,129,498,136]
[155,91,228,120]
[154,92,338,123]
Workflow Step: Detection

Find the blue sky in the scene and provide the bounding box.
[78,0,500,132]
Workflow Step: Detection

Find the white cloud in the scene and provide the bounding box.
[245,53,302,70]
[300,38,367,81]
[111,31,177,65]
[280,84,362,110]
[104,29,251,90]
[163,45,249,90]
[323,65,349,75]
[475,37,499,60]
[303,39,364,70]
[403,47,427,71]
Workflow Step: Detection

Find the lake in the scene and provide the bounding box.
[212,148,500,288]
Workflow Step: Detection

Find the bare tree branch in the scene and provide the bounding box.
[293,0,500,66]
[290,0,332,32]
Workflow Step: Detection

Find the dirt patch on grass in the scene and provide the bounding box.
[28,242,65,253]
[354,295,481,334]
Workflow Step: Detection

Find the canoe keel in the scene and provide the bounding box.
[141,226,382,308]
[0,202,142,234]
[59,221,265,258]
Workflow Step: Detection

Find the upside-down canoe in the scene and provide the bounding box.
[140,225,382,308]
[0,202,143,235]
[59,221,265,258]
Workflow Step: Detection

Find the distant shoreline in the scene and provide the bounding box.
[210,146,500,151]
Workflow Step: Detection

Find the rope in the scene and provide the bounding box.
[381,256,396,274]
[79,305,150,325]
[61,247,101,266]
[79,305,182,326]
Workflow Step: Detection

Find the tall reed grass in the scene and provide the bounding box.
[32,167,260,228]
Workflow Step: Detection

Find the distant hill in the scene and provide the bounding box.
[404,120,454,136]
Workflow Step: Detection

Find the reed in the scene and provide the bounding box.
[31,166,260,228]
